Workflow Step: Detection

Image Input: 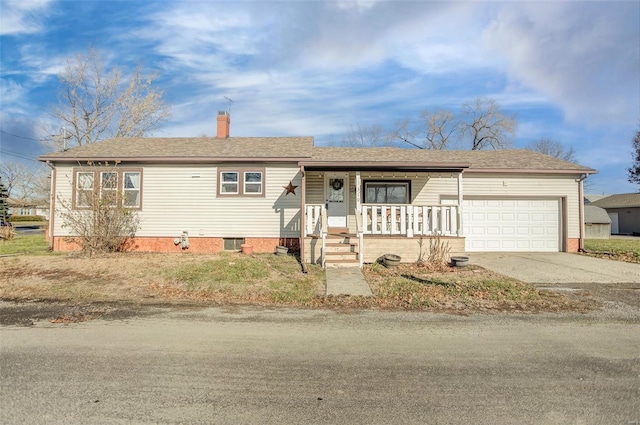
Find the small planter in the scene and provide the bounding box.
[240,244,254,255]
[276,245,289,256]
[383,254,401,267]
[451,256,469,267]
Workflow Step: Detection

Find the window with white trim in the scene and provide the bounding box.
[220,172,239,194]
[244,171,263,194]
[76,172,94,208]
[72,168,142,209]
[100,172,118,206]
[218,168,265,197]
[123,172,141,208]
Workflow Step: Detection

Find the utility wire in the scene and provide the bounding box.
[0,149,39,162]
[0,130,43,142]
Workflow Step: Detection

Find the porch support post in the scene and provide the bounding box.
[299,165,306,267]
[355,171,361,212]
[457,172,463,237]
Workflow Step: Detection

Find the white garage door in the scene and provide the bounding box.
[462,199,560,252]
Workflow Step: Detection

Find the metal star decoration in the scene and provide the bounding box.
[283,181,298,195]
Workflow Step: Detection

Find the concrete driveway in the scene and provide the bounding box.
[469,252,640,284]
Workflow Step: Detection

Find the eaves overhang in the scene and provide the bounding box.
[39,156,311,164]
[465,168,598,175]
[298,161,470,172]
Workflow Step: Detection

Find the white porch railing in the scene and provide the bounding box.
[361,204,459,236]
[305,204,329,268]
[304,204,324,236]
[354,208,364,268]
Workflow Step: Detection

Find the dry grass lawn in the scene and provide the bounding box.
[0,250,594,313]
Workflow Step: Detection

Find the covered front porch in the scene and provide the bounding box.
[298,165,468,267]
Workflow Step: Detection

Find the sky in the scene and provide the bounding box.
[1,0,639,194]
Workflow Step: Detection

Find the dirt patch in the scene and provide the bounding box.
[0,300,170,327]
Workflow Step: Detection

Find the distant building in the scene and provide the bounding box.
[591,193,640,236]
[584,205,611,239]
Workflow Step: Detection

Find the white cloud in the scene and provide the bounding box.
[483,1,640,125]
[0,0,52,35]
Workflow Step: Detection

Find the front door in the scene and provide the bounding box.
[325,173,349,228]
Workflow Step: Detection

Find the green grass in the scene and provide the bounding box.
[0,234,52,255]
[585,239,640,258]
[167,252,324,301]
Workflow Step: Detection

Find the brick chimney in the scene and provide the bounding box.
[217,111,230,138]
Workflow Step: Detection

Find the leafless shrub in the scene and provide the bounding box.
[417,233,451,271]
[57,162,140,256]
[0,225,15,240]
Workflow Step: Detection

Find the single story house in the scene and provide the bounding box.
[590,193,640,236]
[7,198,49,218]
[584,205,611,239]
[39,112,596,267]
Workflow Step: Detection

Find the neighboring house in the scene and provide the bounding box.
[584,194,609,204]
[584,205,611,239]
[39,111,596,266]
[7,198,49,218]
[591,193,640,236]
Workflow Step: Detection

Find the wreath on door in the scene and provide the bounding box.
[331,179,344,191]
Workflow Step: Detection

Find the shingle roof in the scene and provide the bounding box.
[39,137,595,174]
[584,205,611,224]
[39,137,315,162]
[591,193,640,209]
[309,147,595,173]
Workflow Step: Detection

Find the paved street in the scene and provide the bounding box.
[1,307,639,424]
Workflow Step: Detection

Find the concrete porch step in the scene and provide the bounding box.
[325,258,361,268]
[325,243,358,253]
[325,251,358,261]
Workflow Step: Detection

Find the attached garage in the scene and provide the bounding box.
[461,198,561,252]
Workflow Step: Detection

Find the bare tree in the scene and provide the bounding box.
[0,162,49,200]
[340,124,390,147]
[45,48,171,150]
[628,128,640,188]
[527,138,577,162]
[460,98,517,150]
[389,109,459,150]
[420,109,459,150]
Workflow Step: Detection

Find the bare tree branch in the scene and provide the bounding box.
[44,48,171,150]
[527,138,577,163]
[340,124,391,148]
[460,98,517,150]
[0,162,50,202]
[628,128,640,188]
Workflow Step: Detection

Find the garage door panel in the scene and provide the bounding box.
[463,198,560,252]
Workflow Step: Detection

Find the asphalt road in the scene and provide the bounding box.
[1,307,639,425]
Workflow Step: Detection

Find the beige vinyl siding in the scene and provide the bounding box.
[452,173,581,239]
[52,163,303,238]
[52,165,75,235]
[305,173,324,204]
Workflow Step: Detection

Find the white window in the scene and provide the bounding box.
[123,172,141,208]
[221,172,239,194]
[73,168,142,209]
[100,172,118,205]
[76,172,94,208]
[244,171,263,194]
[218,169,265,196]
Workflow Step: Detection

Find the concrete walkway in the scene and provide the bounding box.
[325,267,373,296]
[470,252,640,284]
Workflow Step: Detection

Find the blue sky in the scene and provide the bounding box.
[1,0,639,194]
